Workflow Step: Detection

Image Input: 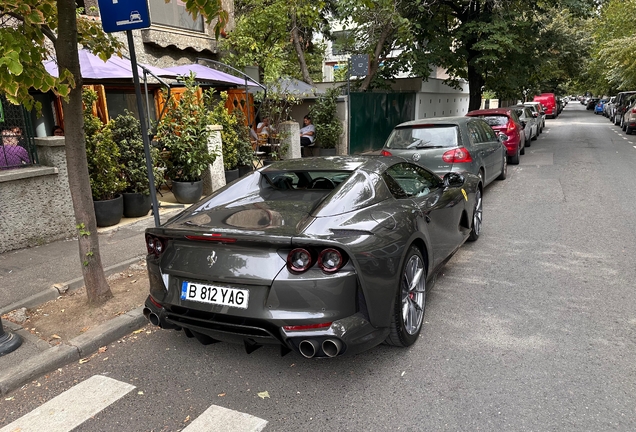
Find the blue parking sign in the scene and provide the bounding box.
[97,0,151,33]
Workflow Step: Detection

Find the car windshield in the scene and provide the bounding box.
[385,125,459,149]
[262,170,352,191]
[475,115,508,127]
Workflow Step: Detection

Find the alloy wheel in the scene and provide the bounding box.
[472,188,483,237]
[401,254,425,335]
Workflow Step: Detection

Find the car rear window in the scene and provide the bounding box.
[263,170,352,190]
[385,125,459,149]
[474,115,508,127]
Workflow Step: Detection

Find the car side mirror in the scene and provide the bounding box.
[533,112,538,117]
[443,172,465,188]
[521,120,527,127]
[497,133,507,143]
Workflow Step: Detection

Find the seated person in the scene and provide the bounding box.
[53,125,65,136]
[256,117,274,138]
[299,115,315,147]
[1,127,30,167]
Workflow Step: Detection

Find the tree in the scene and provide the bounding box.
[331,0,416,91]
[221,0,325,84]
[0,0,225,305]
[408,0,596,110]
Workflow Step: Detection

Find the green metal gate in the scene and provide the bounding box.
[349,92,415,154]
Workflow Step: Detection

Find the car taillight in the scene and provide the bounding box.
[318,248,344,273]
[286,247,348,273]
[146,234,166,256]
[631,108,636,114]
[381,150,392,156]
[442,147,473,163]
[506,121,517,133]
[287,248,312,273]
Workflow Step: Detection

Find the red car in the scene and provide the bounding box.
[466,108,525,164]
[533,93,558,119]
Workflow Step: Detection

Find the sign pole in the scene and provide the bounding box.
[127,30,160,227]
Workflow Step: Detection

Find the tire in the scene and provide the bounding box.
[510,146,520,164]
[627,126,632,135]
[497,154,507,180]
[385,246,426,347]
[531,129,538,141]
[468,186,482,242]
[622,122,627,132]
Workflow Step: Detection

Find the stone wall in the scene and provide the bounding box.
[0,137,75,253]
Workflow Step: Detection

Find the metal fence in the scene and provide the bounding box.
[1,95,36,169]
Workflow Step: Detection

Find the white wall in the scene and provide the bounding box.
[414,78,470,119]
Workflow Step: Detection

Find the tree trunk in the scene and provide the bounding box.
[290,12,313,85]
[56,0,113,305]
[359,25,394,92]
[467,56,484,112]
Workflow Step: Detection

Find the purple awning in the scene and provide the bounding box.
[164,64,259,87]
[44,49,176,80]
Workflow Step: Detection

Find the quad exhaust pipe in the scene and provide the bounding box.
[298,338,344,358]
[298,339,320,358]
[143,307,160,326]
[322,339,343,357]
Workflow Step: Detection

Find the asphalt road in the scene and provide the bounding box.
[2,102,636,431]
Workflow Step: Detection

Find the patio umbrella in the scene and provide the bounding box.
[44,49,176,80]
[272,77,324,96]
[164,64,259,87]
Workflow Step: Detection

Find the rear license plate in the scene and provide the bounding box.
[180,282,249,309]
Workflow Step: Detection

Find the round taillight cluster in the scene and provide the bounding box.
[287,247,346,274]
[146,234,166,257]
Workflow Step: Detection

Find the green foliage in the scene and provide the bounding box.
[83,89,127,201]
[231,109,255,167]
[310,87,343,149]
[0,1,123,110]
[220,0,325,83]
[107,111,163,195]
[209,92,239,170]
[156,75,217,182]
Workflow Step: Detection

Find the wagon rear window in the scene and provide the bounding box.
[384,125,459,149]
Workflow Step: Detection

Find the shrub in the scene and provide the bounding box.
[156,74,217,182]
[83,89,127,201]
[311,87,343,149]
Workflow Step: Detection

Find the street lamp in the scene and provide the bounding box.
[0,319,22,356]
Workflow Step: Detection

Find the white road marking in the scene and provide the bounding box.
[633,146,636,149]
[0,375,135,432]
[182,405,268,432]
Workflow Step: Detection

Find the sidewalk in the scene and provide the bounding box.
[0,192,186,396]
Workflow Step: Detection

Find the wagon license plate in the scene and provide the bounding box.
[180,282,249,309]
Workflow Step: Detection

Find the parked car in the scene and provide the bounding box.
[586,97,600,110]
[511,105,538,144]
[381,116,507,186]
[612,91,636,125]
[594,99,607,114]
[143,156,483,357]
[466,108,525,165]
[621,98,636,134]
[604,96,616,118]
[523,102,546,132]
[534,93,558,118]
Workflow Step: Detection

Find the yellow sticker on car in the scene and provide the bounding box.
[461,189,468,201]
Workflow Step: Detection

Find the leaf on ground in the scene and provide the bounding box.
[51,334,61,339]
[132,329,144,334]
[184,415,191,423]
[79,358,90,364]
[258,391,270,399]
[5,396,15,401]
[80,327,90,333]
[98,346,107,353]
[138,391,144,395]
[218,393,226,397]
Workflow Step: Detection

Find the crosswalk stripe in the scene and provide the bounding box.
[0,375,135,432]
[182,405,268,432]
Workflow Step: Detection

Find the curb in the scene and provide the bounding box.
[0,257,144,316]
[0,307,147,396]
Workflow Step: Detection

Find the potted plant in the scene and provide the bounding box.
[311,87,343,156]
[109,111,163,217]
[83,89,128,227]
[156,75,217,204]
[210,92,240,183]
[231,109,255,176]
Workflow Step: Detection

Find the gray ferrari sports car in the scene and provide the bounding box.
[143,156,482,358]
